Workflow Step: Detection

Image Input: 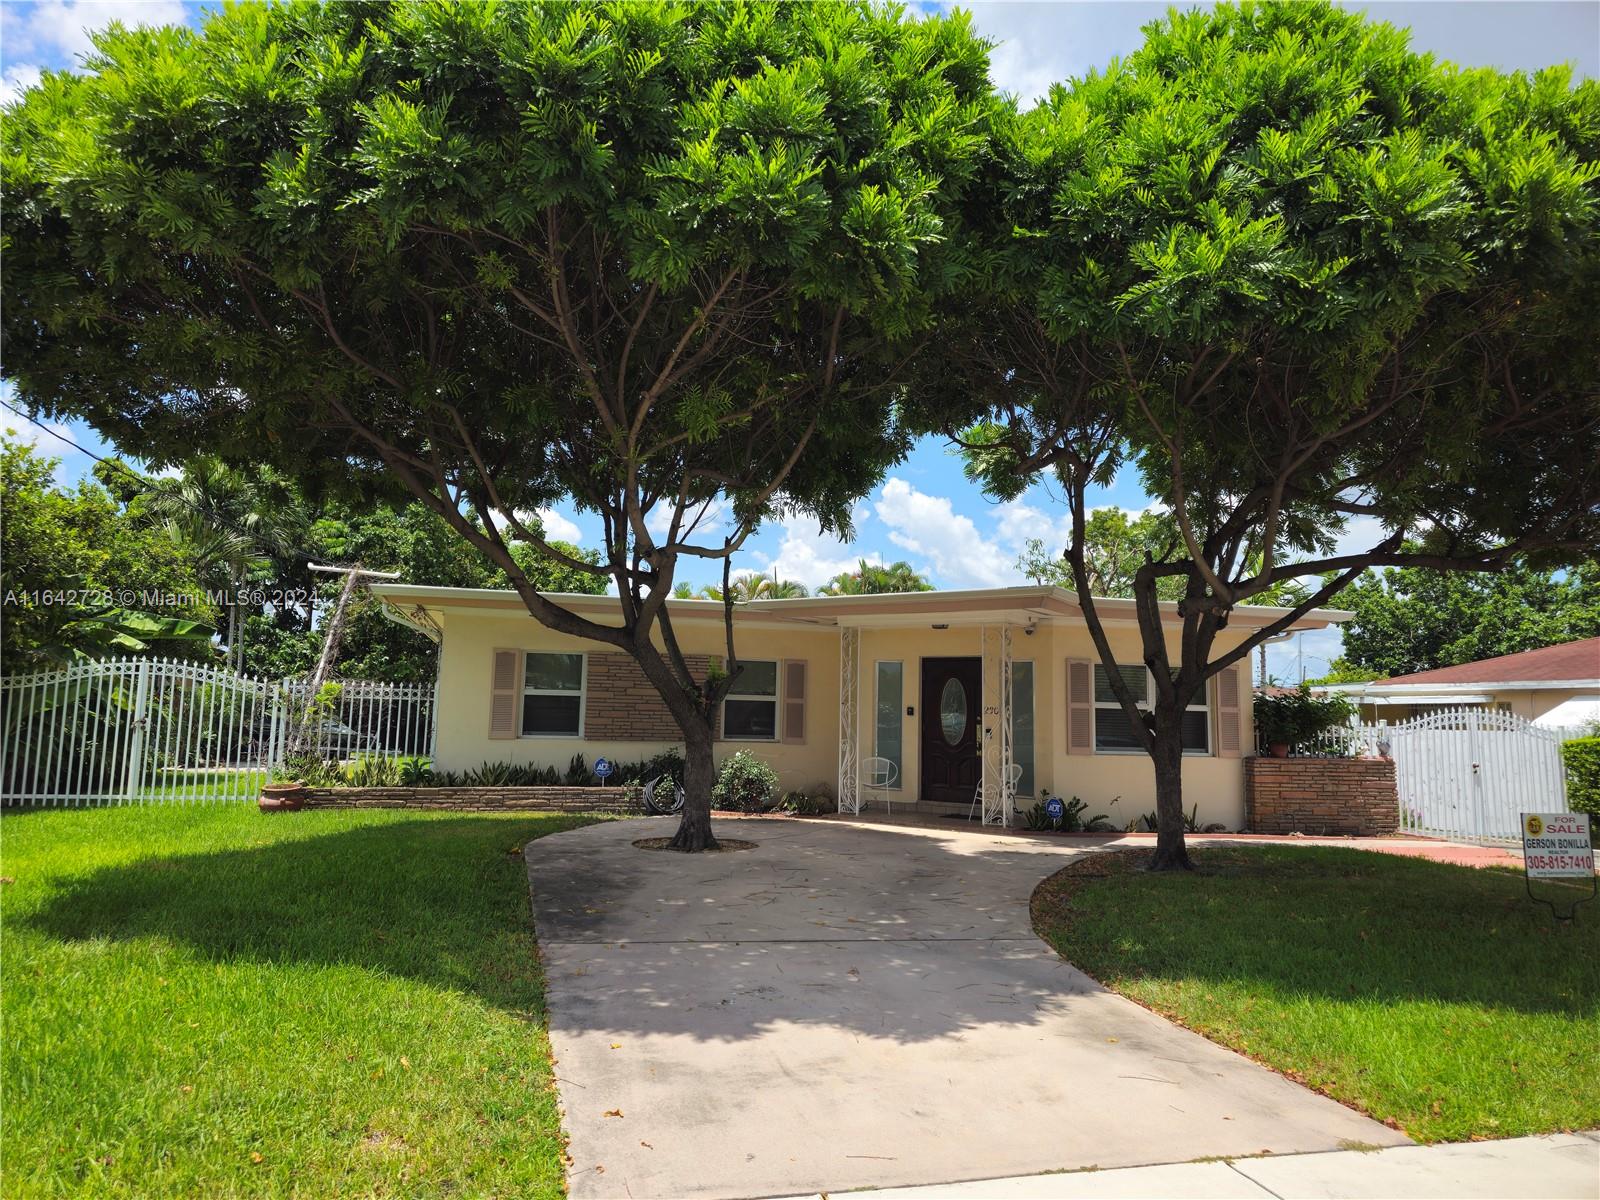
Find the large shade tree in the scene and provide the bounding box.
[913,0,1600,868]
[2,1,998,848]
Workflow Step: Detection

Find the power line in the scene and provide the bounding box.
[0,399,323,568]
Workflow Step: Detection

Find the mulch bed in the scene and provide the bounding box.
[632,836,759,852]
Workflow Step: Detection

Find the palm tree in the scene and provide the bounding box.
[141,458,305,670]
[818,559,933,596]
[700,571,810,602]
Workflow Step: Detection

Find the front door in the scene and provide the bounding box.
[920,657,982,803]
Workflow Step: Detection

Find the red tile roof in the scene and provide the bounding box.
[1379,637,1600,686]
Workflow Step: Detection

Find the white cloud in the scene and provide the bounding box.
[873,478,1019,589]
[645,497,726,544]
[4,0,188,63]
[2,64,42,105]
[534,506,583,545]
[1331,514,1393,560]
[755,513,879,589]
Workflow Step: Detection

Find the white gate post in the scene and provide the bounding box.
[266,683,287,776]
[122,658,153,803]
[837,627,860,815]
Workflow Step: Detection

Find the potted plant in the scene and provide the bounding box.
[259,773,307,812]
[1253,685,1355,756]
[259,753,333,811]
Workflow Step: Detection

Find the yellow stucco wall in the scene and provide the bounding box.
[433,608,841,789]
[429,603,1258,830]
[851,623,1252,830]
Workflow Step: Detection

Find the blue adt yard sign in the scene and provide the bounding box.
[1044,795,1065,822]
[593,757,613,781]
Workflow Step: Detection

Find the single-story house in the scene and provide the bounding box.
[371,583,1352,829]
[1324,637,1600,727]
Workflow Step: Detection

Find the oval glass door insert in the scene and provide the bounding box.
[939,678,967,745]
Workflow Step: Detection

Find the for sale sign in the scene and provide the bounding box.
[1521,813,1594,878]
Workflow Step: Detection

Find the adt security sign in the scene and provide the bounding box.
[1522,812,1593,877]
[594,757,613,781]
[1044,795,1065,823]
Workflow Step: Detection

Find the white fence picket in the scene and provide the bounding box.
[1,657,439,806]
[1292,706,1579,844]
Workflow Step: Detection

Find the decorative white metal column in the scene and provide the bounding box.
[979,624,1015,826]
[837,627,861,815]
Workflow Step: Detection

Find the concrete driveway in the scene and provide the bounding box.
[525,817,1407,1200]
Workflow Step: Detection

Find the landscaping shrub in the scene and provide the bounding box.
[1561,736,1600,818]
[1253,684,1356,753]
[1021,796,1115,832]
[395,755,433,786]
[778,785,833,815]
[329,752,685,790]
[563,753,590,786]
[339,753,412,787]
[712,749,778,813]
[274,752,339,786]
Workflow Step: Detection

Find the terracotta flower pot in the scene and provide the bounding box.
[1268,743,1291,758]
[259,782,307,812]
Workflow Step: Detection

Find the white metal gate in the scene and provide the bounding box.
[1,657,437,806]
[1388,707,1574,843]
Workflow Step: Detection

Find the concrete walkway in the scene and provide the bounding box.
[772,1131,1600,1199]
[525,818,1407,1200]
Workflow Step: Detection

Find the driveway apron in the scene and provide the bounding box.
[526,818,1407,1200]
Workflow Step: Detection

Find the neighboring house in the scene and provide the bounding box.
[371,583,1351,829]
[1326,637,1600,727]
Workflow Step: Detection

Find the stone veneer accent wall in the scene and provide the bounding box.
[583,653,717,741]
[301,786,642,814]
[1244,757,1399,836]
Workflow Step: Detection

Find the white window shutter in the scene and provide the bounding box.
[1066,659,1093,754]
[1214,663,1242,758]
[489,649,520,739]
[781,659,807,744]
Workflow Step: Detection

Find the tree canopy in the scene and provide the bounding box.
[818,559,935,595]
[918,0,1600,867]
[1319,560,1600,681]
[1,0,1000,848]
[0,438,215,667]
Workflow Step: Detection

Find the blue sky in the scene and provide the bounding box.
[5,0,1596,681]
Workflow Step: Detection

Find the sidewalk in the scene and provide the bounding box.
[774,1132,1599,1200]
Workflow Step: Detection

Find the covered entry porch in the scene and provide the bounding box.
[835,613,1043,828]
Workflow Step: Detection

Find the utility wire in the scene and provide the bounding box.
[1,399,327,569]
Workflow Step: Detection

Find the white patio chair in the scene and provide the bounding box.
[969,763,1024,823]
[860,756,899,814]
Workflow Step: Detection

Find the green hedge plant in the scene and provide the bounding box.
[712,751,779,814]
[1561,737,1600,819]
[1254,685,1356,754]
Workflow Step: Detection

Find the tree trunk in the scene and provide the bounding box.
[668,719,719,851]
[1146,715,1193,871]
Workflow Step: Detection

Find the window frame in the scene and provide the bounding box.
[720,658,781,742]
[1091,662,1210,756]
[873,660,904,790]
[521,651,586,738]
[1012,659,1036,796]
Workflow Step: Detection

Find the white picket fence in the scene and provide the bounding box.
[1,657,436,806]
[1387,708,1578,843]
[1283,706,1580,844]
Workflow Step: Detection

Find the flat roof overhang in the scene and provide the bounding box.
[369,581,1351,635]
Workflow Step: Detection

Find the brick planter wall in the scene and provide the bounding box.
[1244,757,1398,836]
[299,786,643,814]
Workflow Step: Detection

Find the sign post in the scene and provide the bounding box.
[1520,812,1596,924]
[1044,793,1065,831]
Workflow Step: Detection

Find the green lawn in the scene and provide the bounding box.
[2,803,598,1198]
[1032,846,1600,1143]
